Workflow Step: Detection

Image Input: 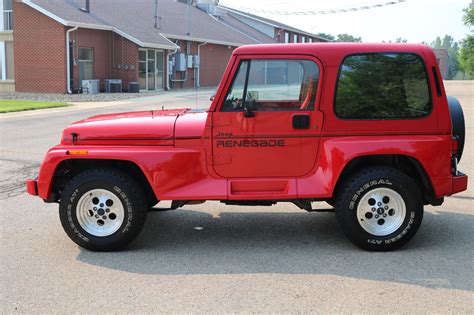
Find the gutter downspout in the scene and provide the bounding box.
[166,40,179,90]
[166,47,178,90]
[66,26,78,94]
[197,42,207,87]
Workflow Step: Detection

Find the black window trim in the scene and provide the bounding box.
[333,52,434,121]
[220,59,250,113]
[432,66,443,97]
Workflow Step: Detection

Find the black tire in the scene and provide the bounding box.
[59,169,148,251]
[334,167,423,251]
[448,96,465,161]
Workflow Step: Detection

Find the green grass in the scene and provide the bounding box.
[0,100,70,113]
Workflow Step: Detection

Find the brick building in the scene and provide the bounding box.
[8,0,328,93]
[0,0,14,92]
[433,48,450,79]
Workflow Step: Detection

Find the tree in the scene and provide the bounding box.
[463,0,474,26]
[336,33,362,42]
[458,1,474,77]
[459,37,474,77]
[382,38,408,43]
[314,32,362,42]
[395,37,408,43]
[316,32,335,41]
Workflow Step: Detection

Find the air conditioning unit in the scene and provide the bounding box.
[82,80,100,94]
[128,82,140,93]
[105,79,123,93]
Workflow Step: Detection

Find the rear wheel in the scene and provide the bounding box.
[334,167,423,251]
[59,169,147,251]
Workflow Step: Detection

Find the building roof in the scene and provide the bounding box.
[216,14,278,44]
[220,6,329,42]
[21,0,273,49]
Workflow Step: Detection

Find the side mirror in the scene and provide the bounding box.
[244,100,257,118]
[210,94,215,101]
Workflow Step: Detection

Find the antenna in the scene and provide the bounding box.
[187,0,191,35]
[154,0,160,29]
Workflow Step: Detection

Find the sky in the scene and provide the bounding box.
[219,0,471,44]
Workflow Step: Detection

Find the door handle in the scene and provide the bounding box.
[293,115,310,129]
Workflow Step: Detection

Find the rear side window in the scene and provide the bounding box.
[335,53,431,119]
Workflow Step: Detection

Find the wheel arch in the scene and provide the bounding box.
[333,154,437,205]
[50,159,158,207]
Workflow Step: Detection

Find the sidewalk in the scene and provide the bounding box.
[0,87,215,119]
[0,87,216,104]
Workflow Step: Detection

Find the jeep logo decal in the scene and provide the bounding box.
[216,139,285,148]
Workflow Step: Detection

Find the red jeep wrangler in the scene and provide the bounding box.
[27,43,467,251]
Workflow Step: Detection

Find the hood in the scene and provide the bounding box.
[62,109,191,146]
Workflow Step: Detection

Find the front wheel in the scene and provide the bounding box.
[59,169,148,251]
[334,167,423,251]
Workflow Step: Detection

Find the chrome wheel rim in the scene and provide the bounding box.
[76,189,125,237]
[356,187,406,236]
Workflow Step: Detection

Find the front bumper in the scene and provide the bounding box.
[26,178,38,196]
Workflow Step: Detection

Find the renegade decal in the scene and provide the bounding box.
[216,139,285,148]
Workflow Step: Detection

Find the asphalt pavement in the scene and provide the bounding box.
[0,83,473,313]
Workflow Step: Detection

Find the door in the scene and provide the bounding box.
[78,47,93,82]
[155,51,164,89]
[212,57,323,178]
[147,49,156,91]
[139,49,164,91]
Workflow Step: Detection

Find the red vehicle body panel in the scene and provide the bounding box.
[27,43,468,203]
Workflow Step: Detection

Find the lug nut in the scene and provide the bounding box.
[375,215,379,218]
[384,206,389,210]
[93,207,97,211]
[372,208,376,212]
[383,214,387,217]
[102,216,107,220]
[377,202,382,206]
[95,214,99,218]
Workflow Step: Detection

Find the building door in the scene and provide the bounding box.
[78,47,93,82]
[139,49,164,91]
[156,51,164,90]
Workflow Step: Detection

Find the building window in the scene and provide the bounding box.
[293,34,298,43]
[0,41,14,80]
[78,47,94,82]
[2,0,13,31]
[0,42,3,79]
[5,41,13,79]
[301,36,306,43]
[284,32,289,43]
[335,53,431,119]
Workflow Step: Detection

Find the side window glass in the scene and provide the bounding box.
[221,59,320,111]
[335,53,431,119]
